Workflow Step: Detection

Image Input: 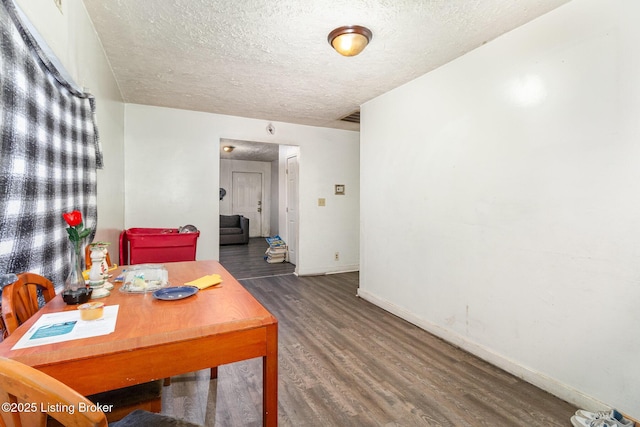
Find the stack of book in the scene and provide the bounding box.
[264,235,288,263]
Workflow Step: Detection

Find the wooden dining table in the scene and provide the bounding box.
[0,260,278,427]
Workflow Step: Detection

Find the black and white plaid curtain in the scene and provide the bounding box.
[0,0,101,292]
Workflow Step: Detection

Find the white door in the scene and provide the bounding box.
[232,172,262,237]
[286,155,299,265]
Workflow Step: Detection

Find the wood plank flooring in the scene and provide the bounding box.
[218,237,296,279]
[162,255,577,426]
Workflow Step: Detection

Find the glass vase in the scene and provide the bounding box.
[62,243,92,304]
[65,245,84,291]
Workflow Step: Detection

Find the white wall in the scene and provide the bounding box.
[361,0,640,417]
[14,0,125,262]
[125,104,359,274]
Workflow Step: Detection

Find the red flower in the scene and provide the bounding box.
[63,210,91,244]
[63,210,83,227]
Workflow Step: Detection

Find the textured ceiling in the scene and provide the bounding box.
[82,0,570,131]
[220,138,280,162]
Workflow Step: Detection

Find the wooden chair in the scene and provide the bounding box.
[0,273,163,423]
[1,273,56,335]
[0,356,106,427]
[0,356,200,427]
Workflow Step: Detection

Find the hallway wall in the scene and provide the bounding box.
[360,0,640,416]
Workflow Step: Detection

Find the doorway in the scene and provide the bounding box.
[219,139,299,277]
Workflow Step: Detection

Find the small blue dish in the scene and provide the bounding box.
[152,286,198,301]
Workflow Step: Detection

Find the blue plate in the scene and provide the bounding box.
[152,286,198,300]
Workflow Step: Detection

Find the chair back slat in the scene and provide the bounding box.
[1,273,56,335]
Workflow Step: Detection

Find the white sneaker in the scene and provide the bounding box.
[571,409,635,427]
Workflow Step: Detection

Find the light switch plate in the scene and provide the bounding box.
[335,184,345,195]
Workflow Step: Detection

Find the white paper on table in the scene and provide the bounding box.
[11,305,119,350]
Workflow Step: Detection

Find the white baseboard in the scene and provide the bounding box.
[297,264,359,276]
[326,267,359,275]
[356,288,607,412]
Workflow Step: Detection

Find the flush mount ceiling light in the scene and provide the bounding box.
[222,145,235,152]
[328,25,372,57]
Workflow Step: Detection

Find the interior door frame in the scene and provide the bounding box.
[285,154,299,266]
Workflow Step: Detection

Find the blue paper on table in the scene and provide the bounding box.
[265,235,286,248]
[31,321,77,339]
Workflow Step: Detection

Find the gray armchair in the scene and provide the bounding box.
[219,215,249,245]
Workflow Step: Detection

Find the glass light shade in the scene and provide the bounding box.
[328,26,372,57]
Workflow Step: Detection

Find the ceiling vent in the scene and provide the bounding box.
[340,110,360,124]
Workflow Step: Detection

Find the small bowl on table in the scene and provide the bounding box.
[78,302,104,321]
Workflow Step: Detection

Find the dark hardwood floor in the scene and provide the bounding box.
[218,237,296,279]
[162,247,576,426]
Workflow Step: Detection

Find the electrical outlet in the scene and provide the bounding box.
[334,252,339,261]
[318,198,326,207]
